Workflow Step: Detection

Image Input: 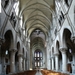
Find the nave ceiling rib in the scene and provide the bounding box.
[19,0,55,50]
[19,0,55,36]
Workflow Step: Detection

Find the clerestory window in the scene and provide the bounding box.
[13,1,19,16]
[2,0,9,8]
[4,0,9,8]
[65,0,72,7]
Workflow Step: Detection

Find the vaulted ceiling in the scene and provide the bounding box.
[19,0,55,37]
[19,0,55,50]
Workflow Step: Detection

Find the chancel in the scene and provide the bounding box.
[0,0,75,75]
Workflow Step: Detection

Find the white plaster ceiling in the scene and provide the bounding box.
[19,0,55,36]
[19,0,55,50]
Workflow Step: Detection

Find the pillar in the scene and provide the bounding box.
[51,57,54,70]
[72,53,75,74]
[46,48,50,69]
[60,48,67,72]
[55,53,59,71]
[0,39,4,75]
[10,49,17,73]
[0,40,2,74]
[0,39,4,63]
[23,58,26,71]
[18,53,23,71]
[50,58,52,70]
[0,41,1,63]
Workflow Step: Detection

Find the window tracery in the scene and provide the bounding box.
[34,50,43,67]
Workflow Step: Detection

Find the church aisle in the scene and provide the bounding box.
[35,70,43,75]
[1,0,75,75]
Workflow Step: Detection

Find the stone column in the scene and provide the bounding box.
[10,49,17,73]
[71,38,75,74]
[0,41,2,74]
[18,53,23,71]
[60,48,67,72]
[0,39,4,63]
[0,39,4,75]
[50,58,52,70]
[55,53,59,71]
[23,57,26,71]
[0,42,1,63]
[51,57,54,70]
[72,53,75,74]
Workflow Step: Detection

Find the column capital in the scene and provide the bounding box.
[23,56,26,59]
[54,52,59,56]
[9,48,17,53]
[0,38,5,45]
[51,53,55,58]
[51,56,54,59]
[59,47,67,53]
[18,53,23,57]
[71,36,75,43]
[50,57,51,60]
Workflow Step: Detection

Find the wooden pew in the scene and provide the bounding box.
[10,70,36,75]
[41,69,70,75]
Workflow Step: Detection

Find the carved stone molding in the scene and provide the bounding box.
[54,52,59,56]
[18,53,23,57]
[9,48,17,52]
[59,47,67,54]
[71,36,75,44]
[0,38,5,45]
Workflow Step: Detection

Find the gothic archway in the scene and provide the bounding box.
[62,28,75,73]
[1,30,13,74]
